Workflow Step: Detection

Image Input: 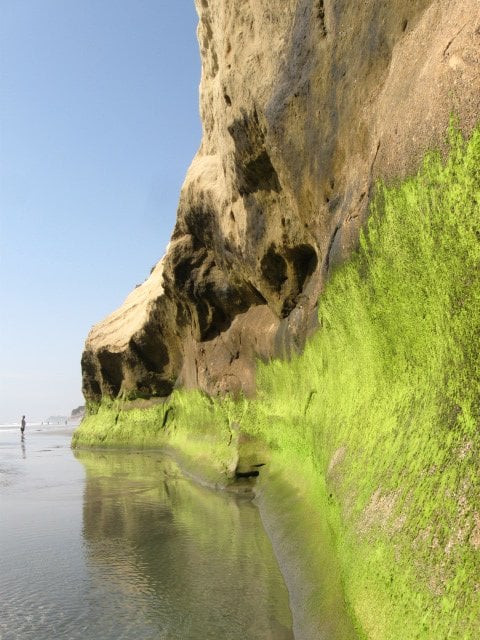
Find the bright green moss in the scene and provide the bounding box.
[73,390,239,486]
[74,122,480,639]
[242,122,480,640]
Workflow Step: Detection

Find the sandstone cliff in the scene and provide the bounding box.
[82,0,480,403]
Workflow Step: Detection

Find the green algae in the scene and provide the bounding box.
[74,122,480,640]
[73,392,239,487]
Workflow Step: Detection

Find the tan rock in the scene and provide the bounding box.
[82,0,480,402]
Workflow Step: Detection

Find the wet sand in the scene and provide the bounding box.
[0,428,293,640]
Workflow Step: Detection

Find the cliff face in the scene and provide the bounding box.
[82,0,480,403]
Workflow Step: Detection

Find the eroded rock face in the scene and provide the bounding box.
[82,0,480,403]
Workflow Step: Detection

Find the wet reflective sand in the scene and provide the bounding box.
[0,429,293,639]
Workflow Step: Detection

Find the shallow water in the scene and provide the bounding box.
[0,429,293,639]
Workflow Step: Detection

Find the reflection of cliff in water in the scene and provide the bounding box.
[75,449,293,640]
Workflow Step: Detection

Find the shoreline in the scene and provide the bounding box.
[163,442,358,639]
[1,427,294,640]
[73,413,359,640]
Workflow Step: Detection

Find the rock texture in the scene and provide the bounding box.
[82,0,480,403]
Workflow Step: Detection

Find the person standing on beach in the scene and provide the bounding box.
[20,415,26,436]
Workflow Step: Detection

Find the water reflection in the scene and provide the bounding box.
[75,449,293,640]
[20,435,26,459]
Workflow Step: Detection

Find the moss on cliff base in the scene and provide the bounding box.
[73,394,240,487]
[74,123,480,640]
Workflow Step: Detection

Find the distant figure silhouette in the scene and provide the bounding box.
[20,415,26,436]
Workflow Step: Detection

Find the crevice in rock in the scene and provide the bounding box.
[304,389,317,415]
[137,375,174,399]
[175,302,190,329]
[240,150,281,195]
[324,225,341,275]
[172,248,208,292]
[129,336,169,374]
[161,406,174,428]
[286,244,318,291]
[261,244,288,293]
[281,296,296,317]
[368,140,382,186]
[89,380,101,398]
[235,469,260,479]
[97,350,123,397]
[442,21,468,58]
[317,0,327,37]
[229,350,240,364]
[228,109,281,196]
[202,305,231,341]
[184,205,216,248]
[173,259,194,291]
[81,352,102,400]
[246,281,268,304]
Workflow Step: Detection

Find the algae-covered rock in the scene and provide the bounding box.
[82,0,480,404]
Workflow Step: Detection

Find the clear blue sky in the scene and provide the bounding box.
[0,1,202,423]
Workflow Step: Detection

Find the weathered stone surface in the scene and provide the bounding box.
[82,0,480,403]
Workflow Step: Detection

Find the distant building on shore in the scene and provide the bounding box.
[46,415,69,425]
